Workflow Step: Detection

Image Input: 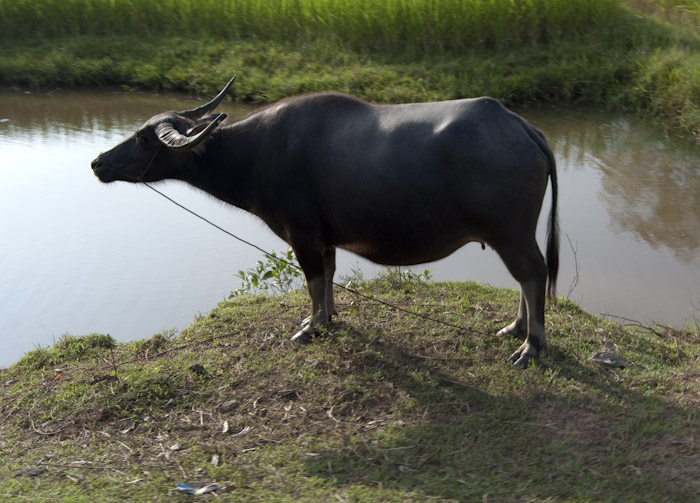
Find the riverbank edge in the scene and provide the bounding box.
[1,278,699,500]
[0,16,699,143]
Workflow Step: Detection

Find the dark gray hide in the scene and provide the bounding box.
[91,76,559,367]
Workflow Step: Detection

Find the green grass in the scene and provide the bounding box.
[0,0,619,51]
[1,1,700,142]
[2,276,699,501]
[628,0,700,27]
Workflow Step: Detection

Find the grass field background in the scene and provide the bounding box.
[0,0,620,50]
[1,1,699,141]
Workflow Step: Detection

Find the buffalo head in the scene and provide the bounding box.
[91,76,236,183]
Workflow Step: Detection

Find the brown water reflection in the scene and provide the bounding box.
[0,89,253,139]
[527,107,700,261]
[600,127,700,261]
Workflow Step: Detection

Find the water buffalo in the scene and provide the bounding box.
[91,76,559,367]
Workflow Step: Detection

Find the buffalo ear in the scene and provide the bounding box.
[156,113,227,150]
[186,123,208,136]
[186,113,228,136]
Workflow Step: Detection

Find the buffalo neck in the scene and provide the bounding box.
[175,122,257,212]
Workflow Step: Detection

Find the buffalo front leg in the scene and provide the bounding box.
[298,247,338,328]
[291,244,334,344]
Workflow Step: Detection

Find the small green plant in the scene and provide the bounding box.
[131,330,176,356]
[339,264,366,288]
[376,267,433,290]
[230,249,304,297]
[55,333,115,355]
[15,333,116,371]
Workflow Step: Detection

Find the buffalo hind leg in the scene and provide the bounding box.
[291,244,335,344]
[504,279,547,367]
[497,290,528,339]
[494,240,548,367]
[324,247,338,320]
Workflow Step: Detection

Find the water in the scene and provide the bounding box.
[1,91,699,367]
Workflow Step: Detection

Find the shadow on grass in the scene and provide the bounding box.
[302,327,700,502]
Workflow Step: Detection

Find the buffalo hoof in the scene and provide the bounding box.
[506,340,543,368]
[497,321,527,340]
[506,350,532,368]
[300,310,338,327]
[291,330,314,344]
[292,325,326,344]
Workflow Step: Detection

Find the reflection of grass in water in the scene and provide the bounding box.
[0,0,619,50]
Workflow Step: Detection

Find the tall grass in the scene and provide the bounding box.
[630,0,700,27]
[0,0,620,50]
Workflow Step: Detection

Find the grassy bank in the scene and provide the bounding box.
[0,1,699,141]
[2,276,699,501]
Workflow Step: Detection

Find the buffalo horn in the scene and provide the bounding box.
[155,113,227,150]
[179,75,237,119]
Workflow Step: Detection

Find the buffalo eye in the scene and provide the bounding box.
[135,130,147,145]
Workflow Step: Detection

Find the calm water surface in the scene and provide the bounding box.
[1,91,699,367]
